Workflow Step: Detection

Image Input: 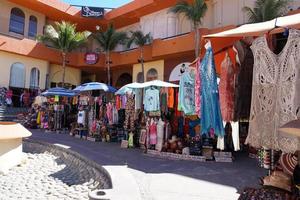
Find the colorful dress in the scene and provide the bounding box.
[195,60,201,117]
[219,52,235,122]
[178,71,195,115]
[200,46,224,137]
[149,121,157,145]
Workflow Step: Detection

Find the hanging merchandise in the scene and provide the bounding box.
[246,29,300,153]
[167,88,174,108]
[160,88,168,114]
[200,42,224,137]
[149,119,157,147]
[155,118,165,152]
[54,95,59,102]
[194,59,201,117]
[77,109,86,125]
[123,92,135,131]
[134,89,142,110]
[144,87,160,112]
[178,69,195,115]
[106,102,113,125]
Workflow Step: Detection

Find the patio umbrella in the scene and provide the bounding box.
[73,82,116,93]
[41,87,77,97]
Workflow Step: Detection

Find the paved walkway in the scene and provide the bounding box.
[29,129,266,200]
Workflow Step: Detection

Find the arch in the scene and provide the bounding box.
[136,72,144,83]
[30,67,40,89]
[146,68,158,81]
[10,62,25,88]
[28,15,38,37]
[116,73,132,88]
[9,8,25,35]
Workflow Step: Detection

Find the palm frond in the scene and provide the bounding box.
[127,31,152,49]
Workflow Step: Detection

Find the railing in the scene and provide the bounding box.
[161,32,191,40]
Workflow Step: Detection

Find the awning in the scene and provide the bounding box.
[115,80,179,95]
[73,82,117,93]
[204,13,300,38]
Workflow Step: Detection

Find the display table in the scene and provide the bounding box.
[0,122,32,174]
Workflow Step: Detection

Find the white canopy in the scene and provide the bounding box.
[115,80,179,95]
[204,13,300,38]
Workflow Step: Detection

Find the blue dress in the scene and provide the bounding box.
[200,47,225,137]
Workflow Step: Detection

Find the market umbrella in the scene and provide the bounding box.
[41,87,77,97]
[115,82,143,95]
[73,82,116,93]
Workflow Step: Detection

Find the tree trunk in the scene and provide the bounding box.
[140,47,145,83]
[195,25,200,59]
[106,51,111,85]
[62,52,66,88]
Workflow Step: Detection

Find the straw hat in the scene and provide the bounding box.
[263,171,292,192]
[279,153,298,176]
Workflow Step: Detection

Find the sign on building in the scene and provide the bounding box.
[85,53,99,65]
[81,6,104,18]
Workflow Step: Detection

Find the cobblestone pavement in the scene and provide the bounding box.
[0,153,94,200]
[29,129,267,200]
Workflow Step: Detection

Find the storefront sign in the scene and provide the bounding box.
[81,6,104,18]
[85,53,99,65]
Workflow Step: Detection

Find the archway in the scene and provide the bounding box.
[115,73,132,88]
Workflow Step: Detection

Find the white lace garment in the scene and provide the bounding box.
[246,29,300,153]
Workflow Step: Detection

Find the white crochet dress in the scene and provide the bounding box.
[246,29,300,153]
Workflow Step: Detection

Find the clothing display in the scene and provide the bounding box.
[246,29,300,153]
[160,88,168,114]
[234,42,254,121]
[134,89,142,110]
[195,59,201,117]
[178,71,195,115]
[106,102,113,124]
[200,45,225,137]
[124,93,135,131]
[167,88,174,108]
[219,52,235,122]
[156,118,165,151]
[144,87,160,112]
[77,110,86,124]
[149,120,157,145]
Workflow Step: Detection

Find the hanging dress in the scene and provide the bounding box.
[219,52,235,122]
[200,46,225,137]
[195,59,201,117]
[246,29,300,153]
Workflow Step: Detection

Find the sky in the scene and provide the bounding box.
[62,0,133,9]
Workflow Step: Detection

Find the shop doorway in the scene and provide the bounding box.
[116,73,132,88]
[9,63,26,107]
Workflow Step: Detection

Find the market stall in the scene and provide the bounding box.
[71,82,117,141]
[201,12,300,197]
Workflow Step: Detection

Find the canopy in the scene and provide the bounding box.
[42,87,77,97]
[115,80,179,95]
[205,13,300,38]
[73,82,117,93]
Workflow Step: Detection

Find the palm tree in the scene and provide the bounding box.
[170,0,207,58]
[243,0,289,23]
[127,31,152,82]
[37,21,90,87]
[94,24,127,85]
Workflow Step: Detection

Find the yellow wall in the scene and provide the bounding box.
[0,51,49,89]
[0,1,46,39]
[132,60,164,82]
[49,64,81,86]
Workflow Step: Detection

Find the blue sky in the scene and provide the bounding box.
[63,0,133,8]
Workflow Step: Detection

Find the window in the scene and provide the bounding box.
[30,68,40,89]
[137,72,144,83]
[10,63,25,88]
[146,68,158,81]
[28,16,37,37]
[9,8,25,35]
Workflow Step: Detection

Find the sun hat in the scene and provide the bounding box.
[279,153,298,177]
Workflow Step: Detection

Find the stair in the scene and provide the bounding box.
[0,106,29,122]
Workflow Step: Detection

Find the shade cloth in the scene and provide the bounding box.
[204,13,300,38]
[73,82,116,93]
[42,87,77,97]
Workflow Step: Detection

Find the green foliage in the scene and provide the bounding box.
[127,30,152,49]
[37,21,91,53]
[169,0,207,28]
[93,24,127,52]
[243,0,290,23]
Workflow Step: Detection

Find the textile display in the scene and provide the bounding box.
[246,29,300,153]
[219,52,235,122]
[124,93,135,131]
[178,70,195,115]
[149,119,157,145]
[77,110,86,124]
[167,88,174,108]
[156,118,165,151]
[200,45,225,137]
[134,89,142,110]
[144,87,160,112]
[195,60,201,117]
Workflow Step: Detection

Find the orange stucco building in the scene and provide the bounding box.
[1,0,300,91]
